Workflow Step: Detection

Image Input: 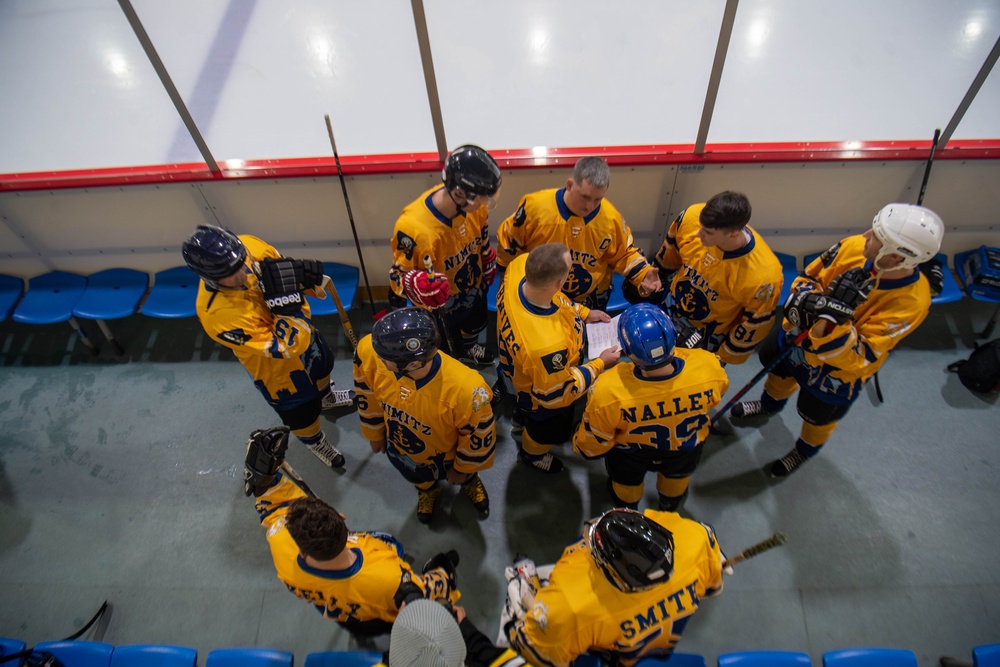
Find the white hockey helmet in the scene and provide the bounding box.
[871,204,944,271]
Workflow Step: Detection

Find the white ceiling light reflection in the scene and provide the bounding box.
[745,18,769,59]
[529,28,548,65]
[963,20,982,40]
[307,30,335,77]
[104,51,135,88]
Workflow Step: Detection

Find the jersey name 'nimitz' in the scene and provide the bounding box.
[389,187,490,308]
[507,510,724,667]
[497,254,604,417]
[496,188,652,306]
[353,335,496,477]
[574,349,729,459]
[655,204,782,365]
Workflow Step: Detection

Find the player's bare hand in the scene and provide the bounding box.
[639,267,661,296]
[586,309,611,323]
[370,439,387,454]
[599,345,621,368]
[446,468,469,485]
[453,605,467,623]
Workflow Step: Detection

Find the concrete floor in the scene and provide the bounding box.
[0,299,998,666]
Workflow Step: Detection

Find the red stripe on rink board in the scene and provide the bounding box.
[1,139,997,192]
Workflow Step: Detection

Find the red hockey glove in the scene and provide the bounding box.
[403,270,451,309]
[481,246,498,287]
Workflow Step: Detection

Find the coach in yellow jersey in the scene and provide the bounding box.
[730,204,943,477]
[648,192,783,365]
[183,226,353,471]
[575,304,729,511]
[506,508,725,667]
[496,156,661,310]
[389,145,502,367]
[354,307,496,524]
[242,427,459,637]
[497,243,619,473]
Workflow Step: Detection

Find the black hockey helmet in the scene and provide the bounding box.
[588,508,675,592]
[372,307,441,366]
[443,145,502,198]
[182,225,247,281]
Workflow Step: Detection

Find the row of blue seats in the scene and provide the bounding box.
[2,640,998,667]
[486,251,982,315]
[0,263,360,355]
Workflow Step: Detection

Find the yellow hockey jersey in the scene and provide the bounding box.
[782,234,932,405]
[496,254,605,416]
[654,204,782,365]
[195,236,329,409]
[353,334,496,476]
[389,187,491,307]
[507,510,723,667]
[574,349,729,459]
[255,470,456,624]
[496,188,654,306]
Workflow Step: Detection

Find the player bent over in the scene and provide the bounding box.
[730,204,944,477]
[505,508,725,667]
[244,426,460,636]
[354,307,496,524]
[183,225,352,470]
[497,243,619,474]
[574,304,729,511]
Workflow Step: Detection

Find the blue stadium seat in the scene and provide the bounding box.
[305,262,360,316]
[637,653,707,666]
[12,271,99,354]
[32,640,114,667]
[487,276,500,312]
[205,648,294,667]
[954,249,1000,338]
[774,252,799,304]
[0,274,24,321]
[930,253,961,305]
[141,267,200,318]
[718,650,812,666]
[822,648,916,666]
[74,269,150,356]
[975,643,1000,666]
[110,644,197,667]
[0,637,26,663]
[606,273,629,314]
[304,650,382,667]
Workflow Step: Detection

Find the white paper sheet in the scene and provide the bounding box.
[586,314,621,360]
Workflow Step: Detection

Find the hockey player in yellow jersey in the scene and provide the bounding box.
[354,307,496,524]
[242,427,460,637]
[496,156,661,310]
[575,304,729,511]
[505,508,724,667]
[389,145,502,367]
[183,226,353,470]
[649,192,783,365]
[497,243,620,473]
[730,204,944,477]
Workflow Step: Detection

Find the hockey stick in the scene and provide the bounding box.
[423,254,459,357]
[722,531,787,568]
[320,277,359,350]
[711,328,809,425]
[324,114,376,314]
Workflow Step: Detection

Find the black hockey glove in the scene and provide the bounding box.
[257,258,306,316]
[784,290,854,331]
[672,316,706,349]
[423,549,460,590]
[918,258,944,297]
[826,267,875,309]
[393,570,426,609]
[296,259,325,290]
[243,426,290,496]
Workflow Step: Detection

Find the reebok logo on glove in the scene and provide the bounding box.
[264,292,302,310]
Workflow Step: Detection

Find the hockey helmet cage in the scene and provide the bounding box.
[589,508,675,593]
[618,303,676,370]
[182,225,247,281]
[372,307,441,366]
[443,145,502,203]
[871,204,944,271]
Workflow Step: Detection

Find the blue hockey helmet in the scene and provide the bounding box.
[589,508,675,592]
[372,307,441,366]
[618,303,676,370]
[182,225,247,281]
